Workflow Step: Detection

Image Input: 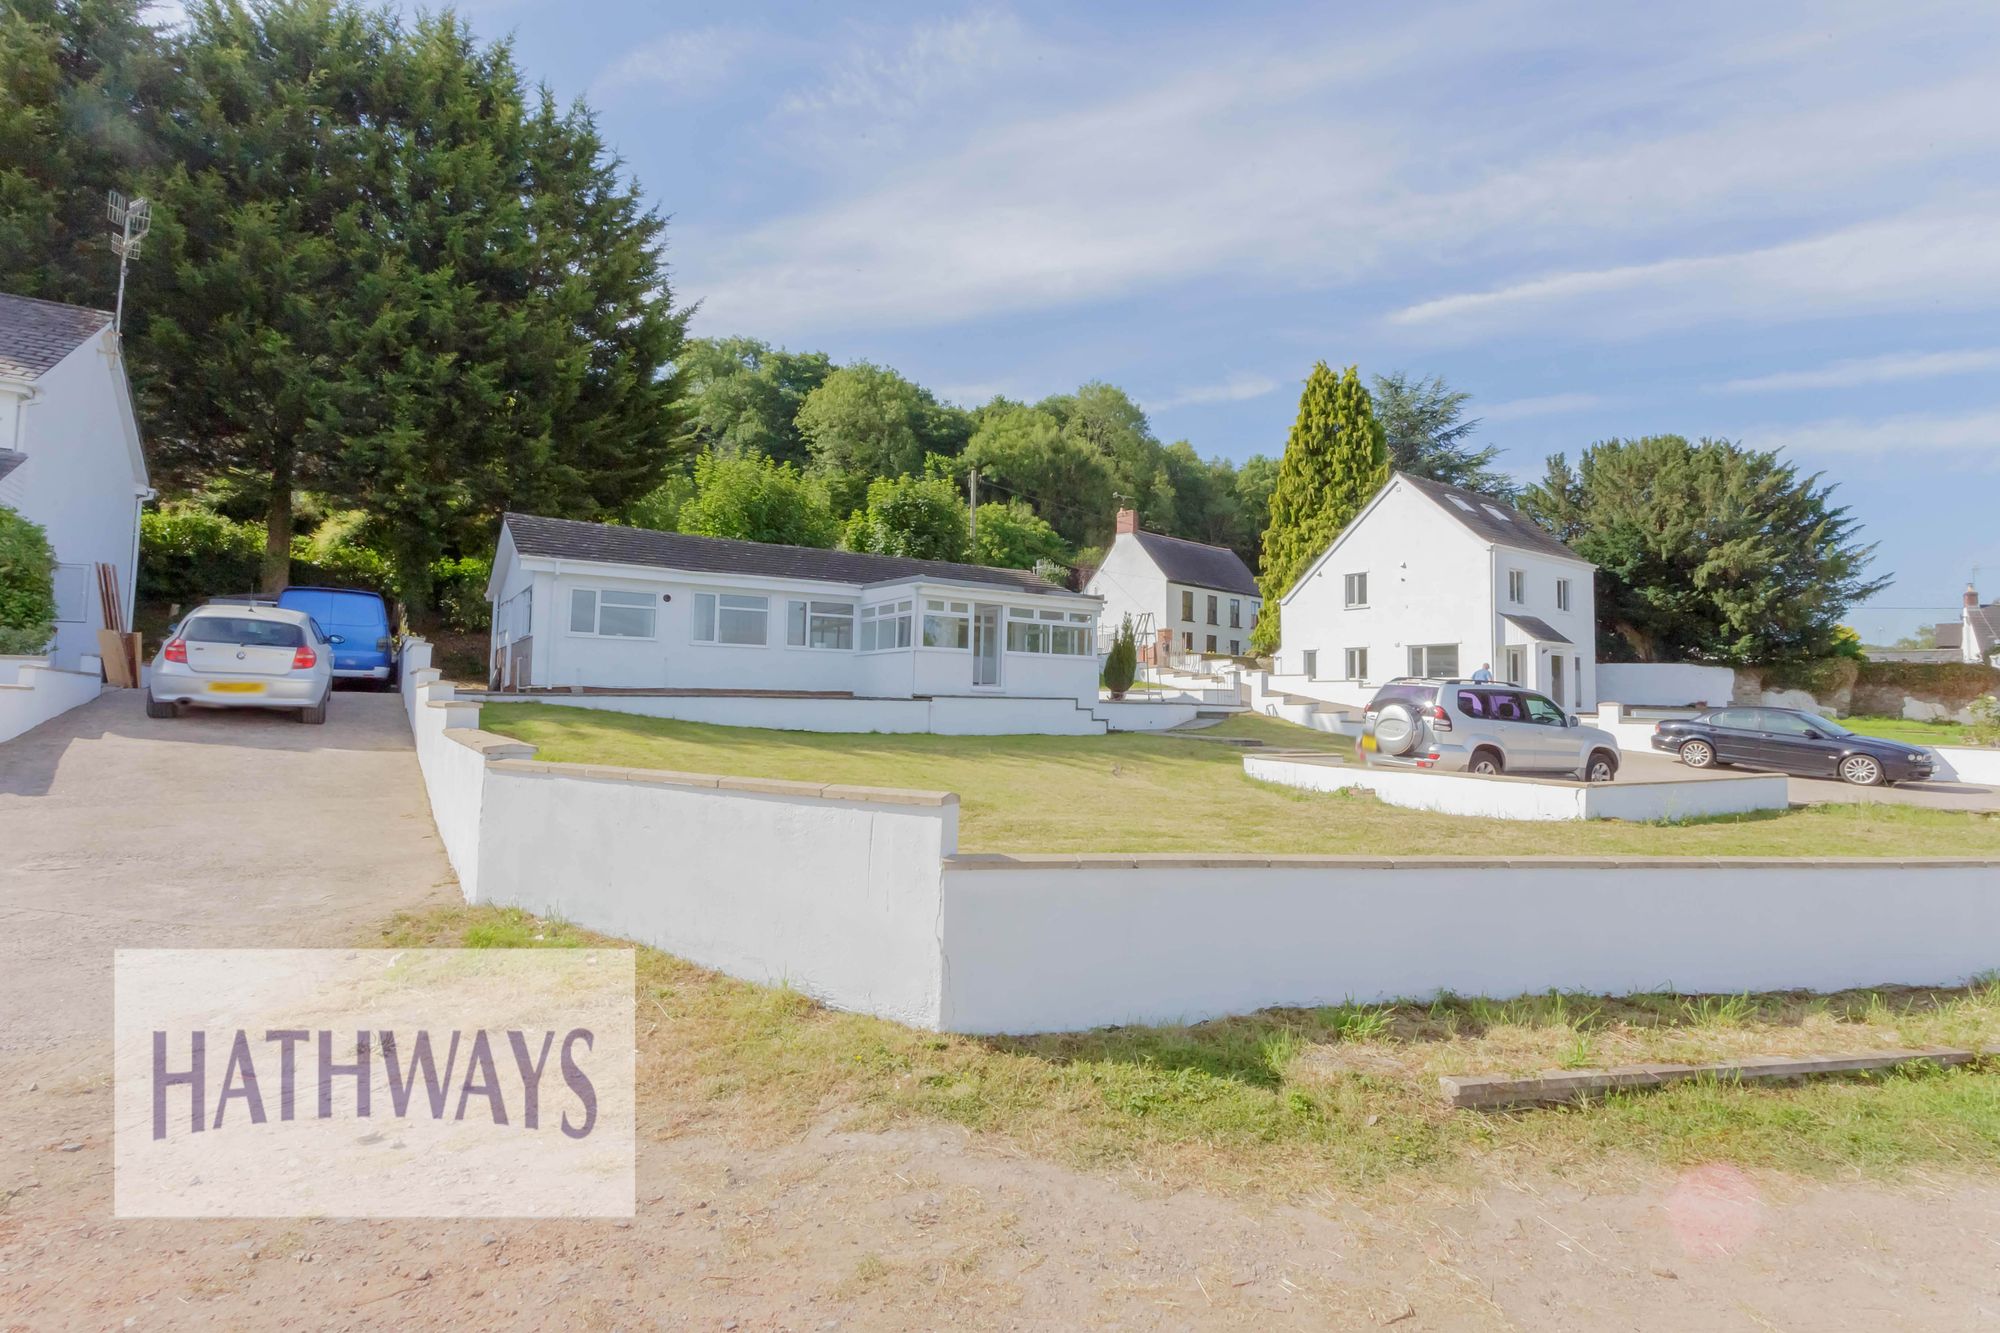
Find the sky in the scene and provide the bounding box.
[161,0,2000,642]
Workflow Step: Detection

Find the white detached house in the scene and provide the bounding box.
[1275,472,1599,710]
[1083,508,1261,660]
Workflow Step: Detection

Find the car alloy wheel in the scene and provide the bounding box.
[1839,754,1883,786]
[1587,753,1617,783]
[1679,739,1714,768]
[1469,750,1503,775]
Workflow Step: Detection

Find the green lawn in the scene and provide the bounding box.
[1840,714,1990,747]
[478,703,2000,858]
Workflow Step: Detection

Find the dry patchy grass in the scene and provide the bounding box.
[478,703,2000,857]
[380,904,2000,1199]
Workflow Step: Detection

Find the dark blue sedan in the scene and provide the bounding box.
[1650,706,1937,786]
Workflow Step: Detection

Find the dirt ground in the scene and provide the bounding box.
[4,690,1999,1330]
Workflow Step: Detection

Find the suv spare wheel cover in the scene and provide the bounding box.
[1373,701,1420,756]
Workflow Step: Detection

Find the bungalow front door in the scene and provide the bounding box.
[972,604,1002,686]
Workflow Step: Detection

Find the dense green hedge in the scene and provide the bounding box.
[0,505,58,655]
[1756,657,1860,696]
[1855,659,2000,707]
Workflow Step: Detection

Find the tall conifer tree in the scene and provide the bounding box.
[1251,363,1388,652]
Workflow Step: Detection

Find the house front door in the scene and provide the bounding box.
[972,604,1002,686]
[1547,652,1565,710]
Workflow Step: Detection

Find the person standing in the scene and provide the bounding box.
[1471,662,1494,682]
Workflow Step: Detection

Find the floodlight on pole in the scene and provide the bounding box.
[107,190,153,332]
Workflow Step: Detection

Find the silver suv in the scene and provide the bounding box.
[1360,678,1621,782]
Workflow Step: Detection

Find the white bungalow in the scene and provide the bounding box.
[1274,472,1599,710]
[485,514,1103,708]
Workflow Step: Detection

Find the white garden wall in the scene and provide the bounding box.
[1598,663,1736,708]
[0,657,102,744]
[1932,746,2000,785]
[936,857,2000,1033]
[468,689,1110,736]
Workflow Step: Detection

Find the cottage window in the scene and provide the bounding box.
[569,587,656,639]
[1507,570,1526,604]
[1302,649,1318,678]
[1204,634,1217,653]
[1229,599,1241,628]
[787,599,855,649]
[1206,594,1218,625]
[691,592,768,645]
[1556,578,1571,612]
[859,599,913,651]
[1005,607,1047,653]
[1345,647,1368,680]
[1229,640,1240,655]
[922,598,971,649]
[1182,631,1193,650]
[1344,572,1367,607]
[1180,589,1194,621]
[1407,643,1460,677]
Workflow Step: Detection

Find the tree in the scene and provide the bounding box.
[674,451,839,548]
[678,336,834,467]
[1893,625,1939,651]
[0,0,177,305]
[797,363,971,513]
[1369,371,1511,495]
[0,506,59,655]
[960,402,1114,548]
[1516,435,1891,663]
[1100,615,1137,698]
[1251,364,1389,652]
[972,499,1070,570]
[842,474,969,562]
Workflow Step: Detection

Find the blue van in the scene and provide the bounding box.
[277,587,397,688]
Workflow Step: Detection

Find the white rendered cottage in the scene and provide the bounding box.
[1274,473,1599,710]
[487,514,1103,706]
[0,293,152,671]
[1083,508,1261,660]
[1934,585,2000,666]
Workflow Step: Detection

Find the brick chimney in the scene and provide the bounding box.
[1116,508,1139,535]
[1968,583,1981,609]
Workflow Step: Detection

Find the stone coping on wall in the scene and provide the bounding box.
[470,748,958,807]
[944,851,2000,870]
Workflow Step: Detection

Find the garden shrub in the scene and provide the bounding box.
[429,555,492,632]
[0,506,58,655]
[138,506,263,605]
[1101,615,1137,697]
[1854,660,2000,710]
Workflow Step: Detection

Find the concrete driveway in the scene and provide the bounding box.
[1616,748,2000,813]
[0,686,454,1070]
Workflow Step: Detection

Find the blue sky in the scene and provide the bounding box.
[169,0,2000,641]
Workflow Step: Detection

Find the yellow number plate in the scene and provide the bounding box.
[1360,734,1377,752]
[208,681,266,694]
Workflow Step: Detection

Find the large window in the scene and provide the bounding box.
[859,599,913,651]
[1206,594,1218,625]
[1180,589,1194,621]
[1007,606,1093,655]
[690,592,767,645]
[1345,647,1368,680]
[923,598,971,649]
[1507,570,1526,604]
[1407,643,1459,677]
[786,599,855,649]
[570,588,657,638]
[1229,599,1242,628]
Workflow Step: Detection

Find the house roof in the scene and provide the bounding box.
[1398,472,1584,563]
[0,448,24,484]
[0,293,112,382]
[1935,623,1963,650]
[503,513,1083,598]
[1128,530,1259,596]
[1503,613,1571,645]
[1970,604,2000,648]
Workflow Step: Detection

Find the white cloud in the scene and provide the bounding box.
[595,27,757,100]
[1153,373,1280,410]
[775,9,1042,140]
[1718,347,2000,394]
[1387,210,2000,341]
[1480,393,1606,422]
[1747,407,2000,460]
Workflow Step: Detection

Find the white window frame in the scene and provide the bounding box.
[1556,578,1571,612]
[1343,572,1368,607]
[690,591,769,646]
[1345,647,1368,680]
[1005,605,1094,656]
[921,598,972,650]
[858,599,914,653]
[1408,643,1460,677]
[1180,589,1194,622]
[1302,649,1318,679]
[1229,598,1242,629]
[567,586,657,639]
[786,598,856,650]
[1507,569,1526,604]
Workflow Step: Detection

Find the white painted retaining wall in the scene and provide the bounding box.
[465,689,1110,736]
[1244,752,1788,822]
[1932,746,2000,785]
[1598,663,1736,708]
[0,656,102,744]
[936,857,2000,1033]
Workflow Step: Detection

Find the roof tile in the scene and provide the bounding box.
[1128,530,1259,596]
[0,292,112,381]
[1397,472,1585,563]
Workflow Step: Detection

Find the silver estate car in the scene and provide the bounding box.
[146,603,333,724]
[1360,677,1623,782]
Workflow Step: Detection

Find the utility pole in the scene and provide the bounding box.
[106,191,153,332]
[968,467,978,546]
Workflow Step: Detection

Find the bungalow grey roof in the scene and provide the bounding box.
[503,513,1079,597]
[1129,530,1259,596]
[0,448,24,484]
[1398,472,1583,563]
[1935,623,1963,651]
[1970,604,2000,648]
[1503,613,1571,645]
[0,293,111,381]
